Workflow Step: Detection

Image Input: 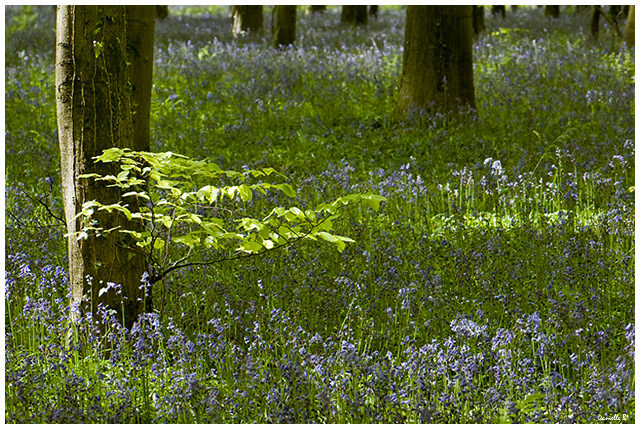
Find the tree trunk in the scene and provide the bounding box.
[56,6,149,330]
[544,6,560,18]
[625,5,635,47]
[155,5,169,20]
[233,5,264,37]
[341,5,368,26]
[273,5,297,48]
[491,6,506,19]
[306,5,326,15]
[394,6,476,122]
[472,5,485,36]
[369,6,379,18]
[591,6,601,40]
[126,6,155,152]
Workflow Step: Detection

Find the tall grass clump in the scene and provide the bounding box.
[5,5,634,423]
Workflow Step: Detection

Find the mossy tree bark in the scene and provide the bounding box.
[341,5,368,26]
[625,5,635,47]
[232,5,264,37]
[273,5,297,48]
[125,6,155,152]
[56,6,150,330]
[394,6,476,122]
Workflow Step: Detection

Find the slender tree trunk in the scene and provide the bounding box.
[56,6,149,330]
[472,5,485,36]
[591,6,601,40]
[341,5,368,26]
[544,6,560,18]
[273,5,297,48]
[625,5,635,47]
[126,6,155,152]
[155,5,169,19]
[491,6,506,19]
[369,6,379,18]
[232,5,264,37]
[394,6,475,122]
[306,5,326,15]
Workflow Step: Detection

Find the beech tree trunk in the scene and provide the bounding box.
[394,6,476,122]
[544,6,560,18]
[126,6,155,152]
[306,6,326,15]
[233,5,264,37]
[273,5,297,48]
[491,6,506,19]
[56,6,149,330]
[472,5,485,35]
[625,5,635,47]
[155,5,169,20]
[341,5,368,26]
[591,6,602,40]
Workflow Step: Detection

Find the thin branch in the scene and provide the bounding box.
[19,189,66,225]
[149,224,316,285]
[594,6,623,37]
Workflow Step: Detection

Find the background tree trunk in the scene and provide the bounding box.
[155,5,169,20]
[306,5,326,15]
[491,6,506,19]
[591,6,602,40]
[341,5,368,26]
[625,5,634,47]
[232,5,264,37]
[56,6,149,329]
[126,6,155,152]
[472,5,485,36]
[544,6,560,18]
[273,5,297,48]
[369,6,379,18]
[394,6,476,122]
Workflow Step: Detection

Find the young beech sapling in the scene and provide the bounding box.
[73,148,386,285]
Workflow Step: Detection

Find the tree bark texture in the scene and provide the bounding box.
[472,5,485,35]
[56,6,149,329]
[341,5,368,26]
[126,6,155,152]
[625,5,635,47]
[233,5,264,37]
[394,6,476,122]
[273,5,297,48]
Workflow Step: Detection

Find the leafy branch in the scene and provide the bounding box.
[71,148,386,284]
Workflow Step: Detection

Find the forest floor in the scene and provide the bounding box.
[4,6,635,423]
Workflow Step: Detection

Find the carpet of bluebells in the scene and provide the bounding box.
[4,6,635,423]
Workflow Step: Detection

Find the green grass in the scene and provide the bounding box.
[4,5,635,423]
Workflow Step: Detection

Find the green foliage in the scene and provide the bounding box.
[74,148,385,281]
